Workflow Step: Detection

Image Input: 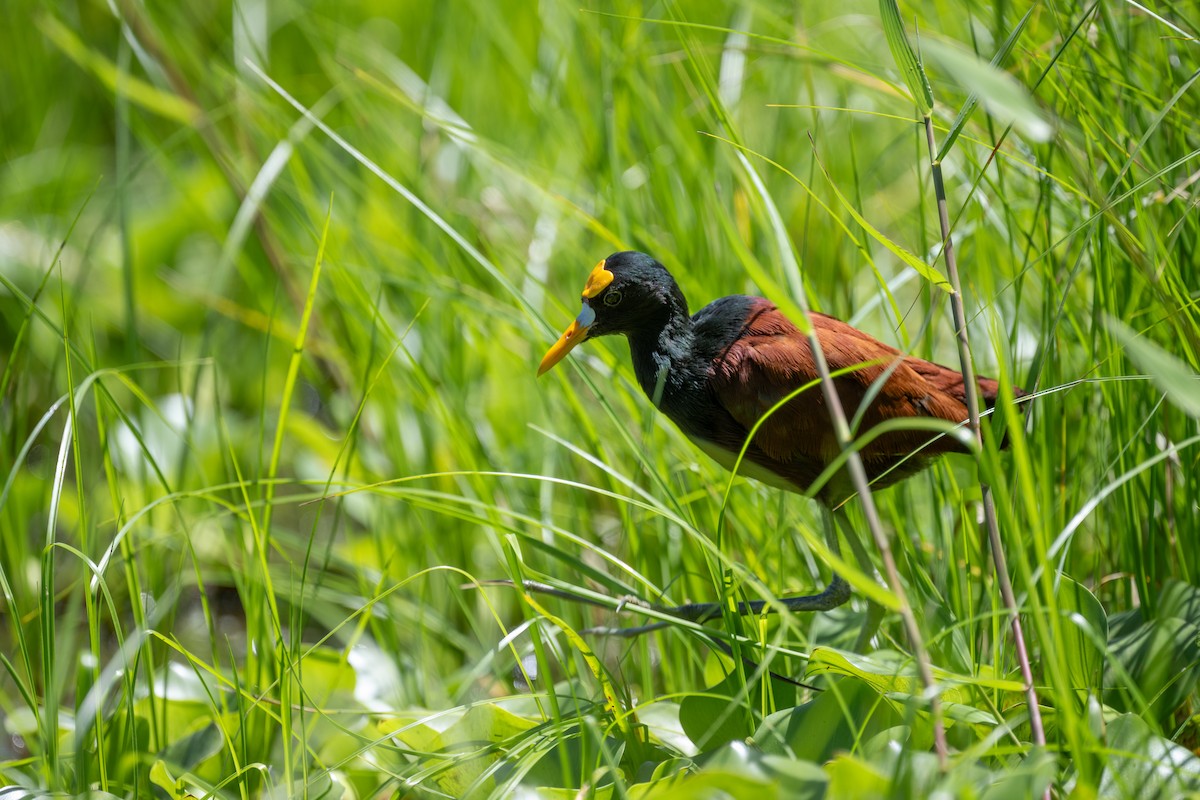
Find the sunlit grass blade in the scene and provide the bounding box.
[920,39,1052,143]
[1106,319,1200,419]
[878,0,934,115]
[37,14,199,123]
[936,6,1036,160]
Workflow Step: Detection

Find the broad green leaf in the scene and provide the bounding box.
[679,661,797,751]
[758,755,828,799]
[383,704,540,796]
[825,752,891,800]
[161,722,225,773]
[807,647,929,695]
[150,759,213,800]
[878,0,934,115]
[630,765,776,800]
[754,677,903,763]
[1105,580,1200,721]
[1108,317,1200,418]
[1099,714,1200,798]
[535,783,615,800]
[638,742,824,800]
[511,726,634,795]
[837,745,992,798]
[265,772,341,800]
[635,702,697,758]
[384,703,539,749]
[807,646,1025,698]
[1157,579,1200,623]
[149,761,182,798]
[885,695,997,725]
[920,38,1053,142]
[678,684,753,752]
[298,646,358,708]
[848,730,1055,798]
[980,747,1056,800]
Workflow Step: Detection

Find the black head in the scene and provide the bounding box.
[538,251,688,375]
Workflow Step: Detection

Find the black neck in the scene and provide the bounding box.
[627,304,695,407]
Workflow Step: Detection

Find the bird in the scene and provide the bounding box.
[538,250,1020,627]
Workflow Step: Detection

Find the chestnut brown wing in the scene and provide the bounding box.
[708,304,980,473]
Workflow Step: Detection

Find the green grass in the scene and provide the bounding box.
[2,0,1199,797]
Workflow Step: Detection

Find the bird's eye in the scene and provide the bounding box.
[603,289,623,307]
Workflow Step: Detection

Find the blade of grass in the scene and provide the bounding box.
[879,0,1043,771]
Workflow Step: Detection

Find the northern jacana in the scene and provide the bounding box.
[539,251,1018,625]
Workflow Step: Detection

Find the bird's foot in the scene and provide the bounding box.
[583,575,852,637]
[613,594,651,614]
[779,575,851,613]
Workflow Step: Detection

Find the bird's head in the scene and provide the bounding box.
[537,251,685,376]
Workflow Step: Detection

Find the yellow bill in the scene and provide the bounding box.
[538,303,595,376]
[538,259,613,376]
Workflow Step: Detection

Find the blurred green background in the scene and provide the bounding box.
[2,0,1199,797]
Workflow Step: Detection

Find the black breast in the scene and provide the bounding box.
[690,296,760,356]
[649,295,759,440]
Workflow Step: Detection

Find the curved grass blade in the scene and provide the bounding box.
[878,0,933,116]
[937,6,1036,160]
[1107,318,1200,418]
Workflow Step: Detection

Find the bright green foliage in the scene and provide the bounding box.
[879,0,935,115]
[1,0,1199,797]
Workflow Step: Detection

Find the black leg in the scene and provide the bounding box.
[779,506,852,612]
[582,509,852,637]
[831,507,885,649]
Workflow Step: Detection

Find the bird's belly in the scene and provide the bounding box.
[685,434,805,493]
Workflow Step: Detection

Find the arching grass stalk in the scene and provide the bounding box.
[922,110,1047,749]
[876,0,1047,767]
[734,142,950,768]
[661,6,951,761]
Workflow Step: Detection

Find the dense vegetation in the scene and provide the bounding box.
[2,0,1198,797]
